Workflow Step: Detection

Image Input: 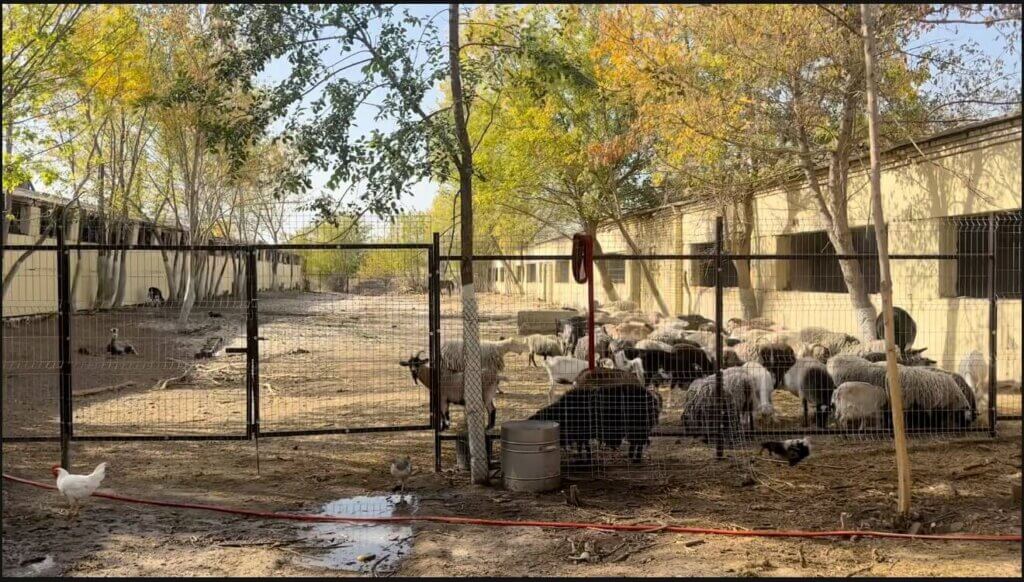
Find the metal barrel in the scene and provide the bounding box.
[501,420,561,492]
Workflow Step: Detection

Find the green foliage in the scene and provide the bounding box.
[289,215,367,277]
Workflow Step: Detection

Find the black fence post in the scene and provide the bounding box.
[430,233,442,472]
[714,216,724,459]
[246,249,260,439]
[56,219,73,469]
[987,214,997,436]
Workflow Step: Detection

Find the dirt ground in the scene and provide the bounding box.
[2,291,1022,576]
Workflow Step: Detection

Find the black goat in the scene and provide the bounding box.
[875,306,917,352]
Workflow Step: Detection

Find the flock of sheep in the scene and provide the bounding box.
[400,300,990,464]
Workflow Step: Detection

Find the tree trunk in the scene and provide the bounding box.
[729,197,760,319]
[178,251,195,324]
[160,247,178,302]
[111,222,137,308]
[589,229,621,303]
[271,250,279,291]
[69,247,83,312]
[831,223,877,340]
[212,254,229,297]
[611,217,669,316]
[450,3,488,485]
[863,2,911,517]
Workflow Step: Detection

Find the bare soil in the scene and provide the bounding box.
[3,291,1021,577]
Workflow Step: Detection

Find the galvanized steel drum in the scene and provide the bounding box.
[501,420,561,492]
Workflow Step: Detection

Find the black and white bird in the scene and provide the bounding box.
[760,438,812,466]
[106,328,138,356]
[390,456,412,492]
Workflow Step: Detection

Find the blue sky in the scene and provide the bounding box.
[260,5,1020,230]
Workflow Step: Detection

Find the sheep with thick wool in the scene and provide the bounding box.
[440,338,527,373]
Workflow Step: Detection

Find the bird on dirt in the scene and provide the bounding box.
[52,462,107,520]
[760,438,812,466]
[208,311,223,318]
[106,328,137,356]
[390,456,412,492]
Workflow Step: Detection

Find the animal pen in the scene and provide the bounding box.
[2,214,1021,482]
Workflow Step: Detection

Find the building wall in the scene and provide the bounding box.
[491,117,1023,382]
[4,219,304,318]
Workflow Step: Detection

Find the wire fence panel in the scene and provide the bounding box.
[256,248,433,435]
[67,249,250,438]
[2,249,60,440]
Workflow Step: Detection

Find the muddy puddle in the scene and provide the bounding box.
[297,494,418,573]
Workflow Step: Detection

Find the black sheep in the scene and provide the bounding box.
[620,344,713,391]
[529,368,659,464]
[756,343,797,388]
[875,306,917,352]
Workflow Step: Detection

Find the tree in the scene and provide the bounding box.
[595,4,1020,337]
[452,5,671,312]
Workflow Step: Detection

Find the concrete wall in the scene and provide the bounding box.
[487,117,1023,382]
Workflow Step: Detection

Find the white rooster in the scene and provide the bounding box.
[51,462,107,519]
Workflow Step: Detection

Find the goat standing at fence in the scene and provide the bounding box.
[400,352,501,431]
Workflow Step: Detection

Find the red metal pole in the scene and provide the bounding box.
[586,237,595,370]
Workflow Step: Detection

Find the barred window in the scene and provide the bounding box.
[603,256,626,284]
[527,263,537,283]
[954,210,1021,299]
[555,260,570,283]
[691,242,738,288]
[783,226,879,294]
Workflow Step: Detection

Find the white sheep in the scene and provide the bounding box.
[742,361,777,422]
[440,337,528,373]
[799,327,861,356]
[958,350,989,413]
[524,334,564,367]
[832,381,888,430]
[827,354,974,429]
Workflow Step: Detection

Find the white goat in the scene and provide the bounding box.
[958,350,989,413]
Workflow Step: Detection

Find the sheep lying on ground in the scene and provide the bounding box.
[799,327,861,356]
[400,352,501,431]
[832,381,889,430]
[524,334,563,367]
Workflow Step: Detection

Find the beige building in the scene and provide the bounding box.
[3,186,304,318]
[482,114,1022,383]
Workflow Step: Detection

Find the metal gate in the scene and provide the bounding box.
[2,228,445,470]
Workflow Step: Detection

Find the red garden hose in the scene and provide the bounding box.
[4,473,1020,542]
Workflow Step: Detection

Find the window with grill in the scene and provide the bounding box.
[515,265,523,282]
[527,263,537,283]
[691,242,738,288]
[79,214,103,243]
[40,205,60,239]
[782,226,879,294]
[602,256,626,284]
[8,200,28,235]
[954,210,1021,299]
[555,260,570,283]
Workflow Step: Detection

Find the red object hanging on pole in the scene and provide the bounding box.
[572,233,596,370]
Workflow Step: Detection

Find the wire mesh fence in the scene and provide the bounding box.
[3,210,1021,481]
